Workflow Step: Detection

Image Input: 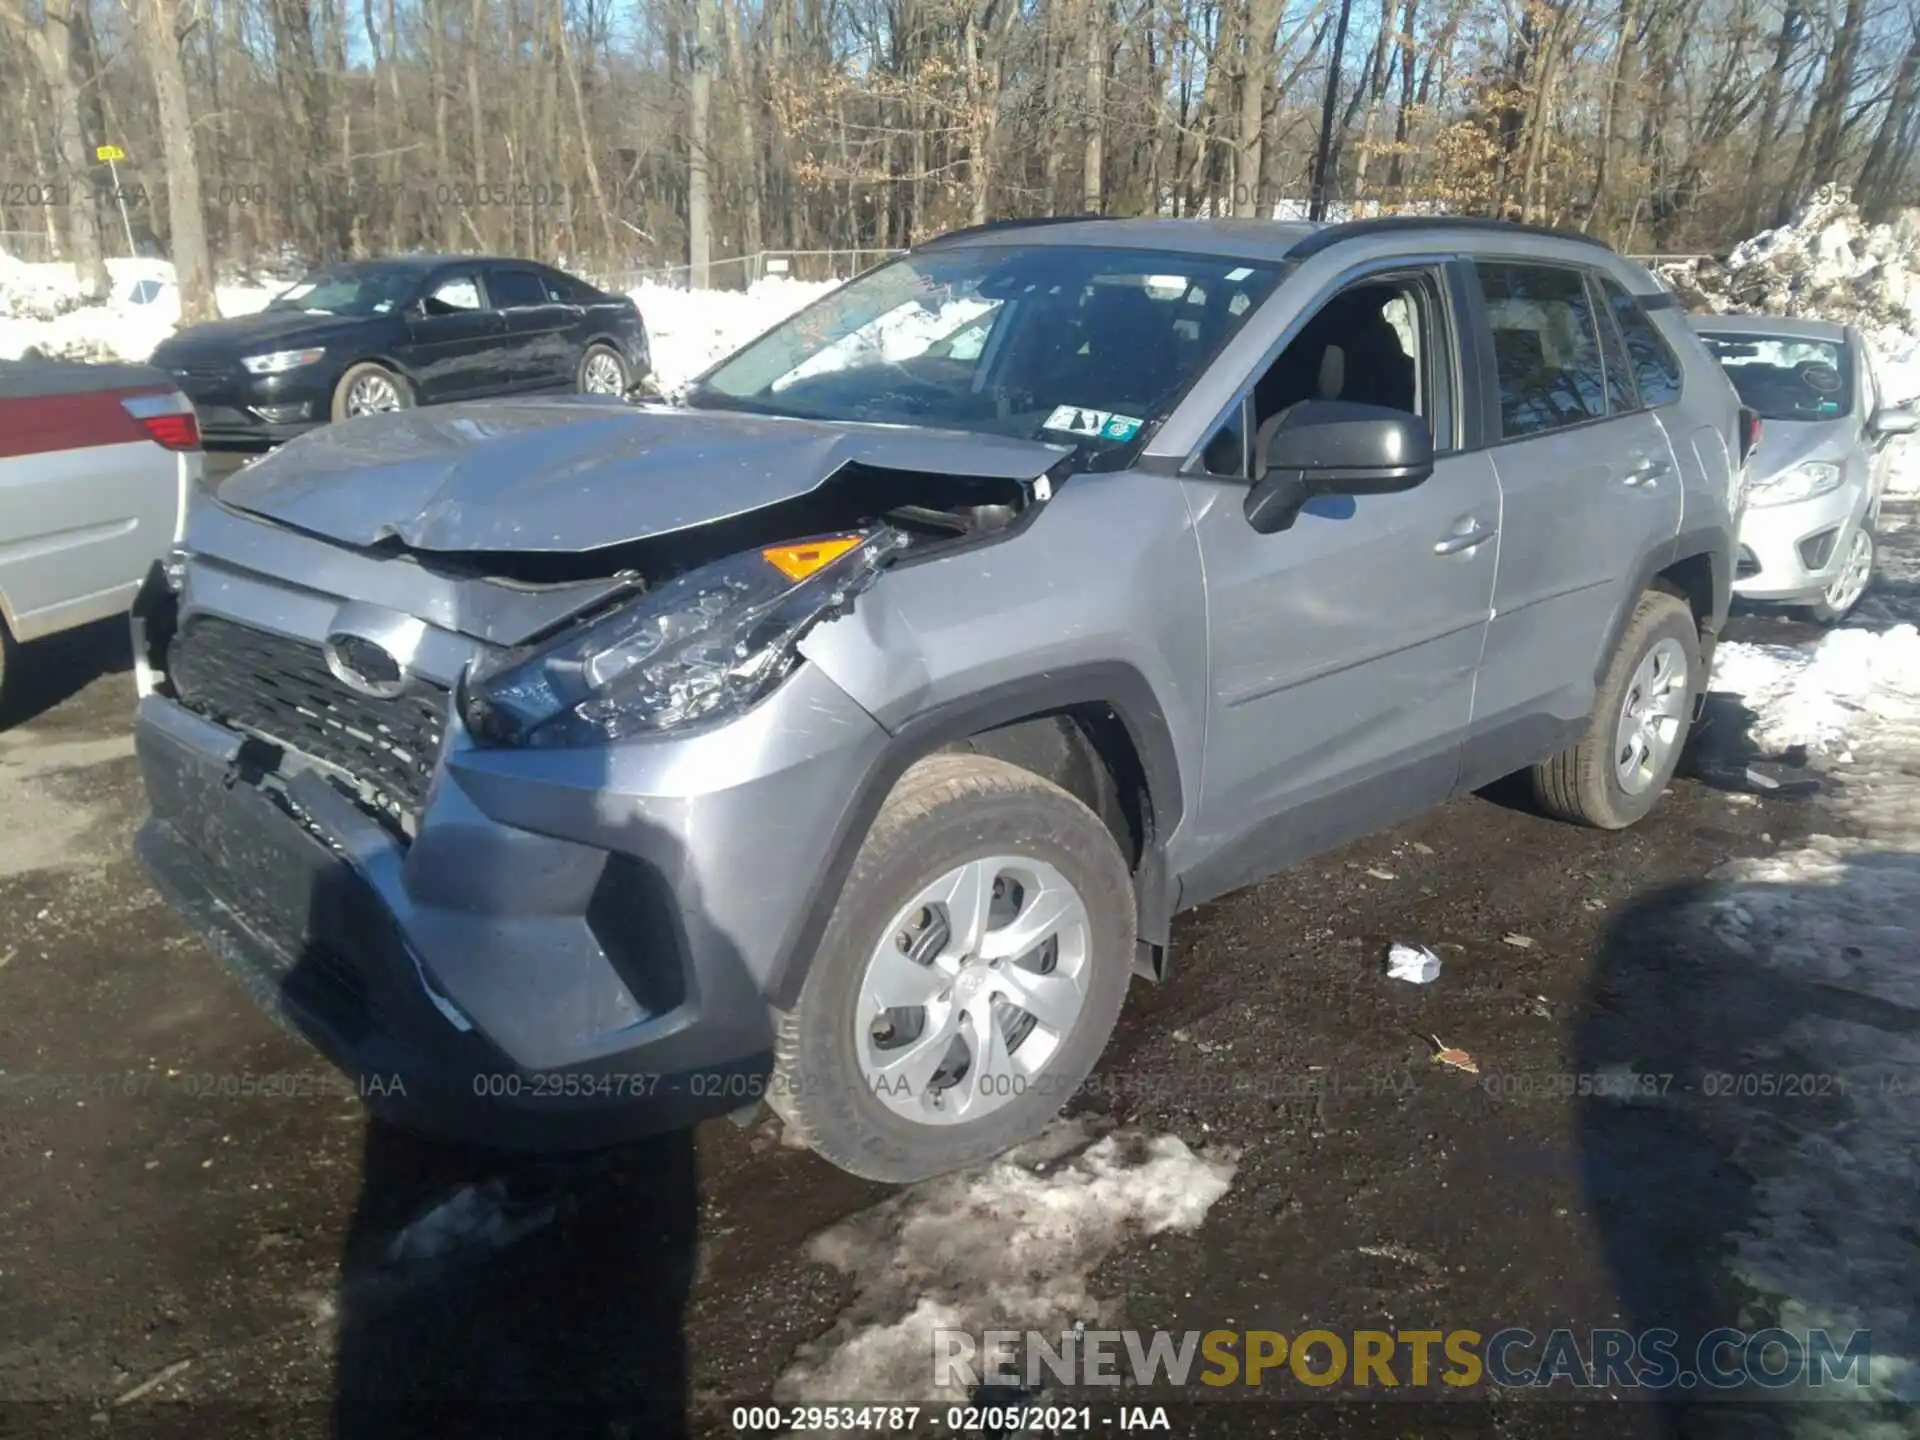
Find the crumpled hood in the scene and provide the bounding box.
[217,399,1073,553]
[1748,417,1855,482]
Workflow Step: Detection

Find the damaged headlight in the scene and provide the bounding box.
[463,528,905,746]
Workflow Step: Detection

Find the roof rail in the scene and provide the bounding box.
[1284,215,1616,260]
[913,214,1117,249]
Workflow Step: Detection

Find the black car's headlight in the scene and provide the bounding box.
[462,528,905,746]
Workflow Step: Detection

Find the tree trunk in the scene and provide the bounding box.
[688,0,716,283]
[555,0,619,263]
[1740,0,1800,232]
[1309,0,1356,219]
[1235,0,1283,216]
[1083,0,1105,211]
[4,0,113,298]
[130,0,217,322]
[1855,29,1920,224]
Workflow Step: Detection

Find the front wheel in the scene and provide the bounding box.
[771,754,1136,1182]
[331,362,413,422]
[1531,590,1700,830]
[1803,525,1873,625]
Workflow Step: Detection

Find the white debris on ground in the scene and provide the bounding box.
[773,1118,1235,1409]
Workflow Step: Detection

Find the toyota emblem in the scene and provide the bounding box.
[324,631,408,698]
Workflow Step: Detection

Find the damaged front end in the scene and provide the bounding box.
[463,525,908,747]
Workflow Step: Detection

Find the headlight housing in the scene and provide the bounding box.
[242,347,326,375]
[463,527,905,747]
[1746,461,1842,508]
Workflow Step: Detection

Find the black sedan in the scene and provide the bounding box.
[149,255,650,447]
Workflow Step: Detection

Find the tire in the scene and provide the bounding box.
[1531,590,1700,830]
[577,343,630,397]
[771,753,1136,1183]
[1802,525,1873,625]
[330,362,413,422]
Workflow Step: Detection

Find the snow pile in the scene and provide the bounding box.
[628,275,838,398]
[774,1118,1235,1409]
[0,256,274,363]
[1661,198,1920,407]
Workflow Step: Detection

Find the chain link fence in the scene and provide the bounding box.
[596,247,904,293]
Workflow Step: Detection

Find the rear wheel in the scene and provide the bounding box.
[331,362,413,422]
[771,754,1135,1182]
[1531,590,1699,830]
[1803,525,1873,625]
[577,344,630,397]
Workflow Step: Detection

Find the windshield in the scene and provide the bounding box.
[266,267,420,317]
[689,245,1284,459]
[1701,333,1853,421]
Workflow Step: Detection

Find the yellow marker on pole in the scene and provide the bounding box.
[95,144,137,258]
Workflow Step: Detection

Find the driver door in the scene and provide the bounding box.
[1175,263,1502,903]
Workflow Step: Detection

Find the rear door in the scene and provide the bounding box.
[486,264,579,389]
[1177,260,1501,902]
[395,268,509,402]
[1461,260,1683,785]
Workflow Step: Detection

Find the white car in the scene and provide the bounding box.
[0,357,202,700]
[1692,314,1917,623]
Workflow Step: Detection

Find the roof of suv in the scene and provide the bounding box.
[917,214,1620,264]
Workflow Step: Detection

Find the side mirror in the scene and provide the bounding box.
[1245,399,1435,534]
[1870,404,1919,437]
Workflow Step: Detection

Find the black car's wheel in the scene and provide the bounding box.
[1530,590,1699,830]
[770,754,1135,1183]
[331,363,414,422]
[578,343,630,396]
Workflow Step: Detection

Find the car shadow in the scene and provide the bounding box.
[271,790,754,1437]
[1575,851,1918,1434]
[0,615,132,730]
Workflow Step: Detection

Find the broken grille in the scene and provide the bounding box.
[169,614,448,828]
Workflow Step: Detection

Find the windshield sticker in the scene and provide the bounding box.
[1044,405,1144,441]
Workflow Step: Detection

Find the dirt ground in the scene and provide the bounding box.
[0,541,1894,1440]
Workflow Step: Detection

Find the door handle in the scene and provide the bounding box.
[1623,457,1673,487]
[1434,522,1497,555]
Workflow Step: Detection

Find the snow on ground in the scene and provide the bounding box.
[0,256,274,363]
[773,1118,1235,1412]
[628,275,839,398]
[1701,498,1920,1408]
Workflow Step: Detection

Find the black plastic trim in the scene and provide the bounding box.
[764,662,1184,1008]
[1285,215,1617,261]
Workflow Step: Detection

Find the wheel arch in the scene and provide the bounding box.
[1597,536,1728,704]
[763,662,1184,1008]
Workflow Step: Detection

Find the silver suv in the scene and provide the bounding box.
[131,217,1741,1182]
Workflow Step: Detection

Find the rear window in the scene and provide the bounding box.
[1475,262,1608,438]
[1599,277,1683,407]
[488,269,551,308]
[1699,333,1853,421]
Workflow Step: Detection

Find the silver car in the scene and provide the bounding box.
[1693,314,1918,623]
[133,217,1742,1181]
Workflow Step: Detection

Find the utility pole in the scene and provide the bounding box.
[1307,0,1356,222]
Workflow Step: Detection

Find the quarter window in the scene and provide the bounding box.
[1590,276,1638,414]
[1475,263,1607,439]
[1599,276,1683,407]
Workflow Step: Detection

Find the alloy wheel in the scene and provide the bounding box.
[1614,636,1689,795]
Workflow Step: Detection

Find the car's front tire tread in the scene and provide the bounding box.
[771,753,1134,1183]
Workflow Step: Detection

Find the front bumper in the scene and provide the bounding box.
[133,648,891,1150]
[168,367,331,448]
[1731,483,1868,603]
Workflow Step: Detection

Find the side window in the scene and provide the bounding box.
[1598,276,1683,407]
[422,273,483,315]
[488,269,551,308]
[1475,262,1607,439]
[542,271,586,304]
[1588,275,1638,414]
